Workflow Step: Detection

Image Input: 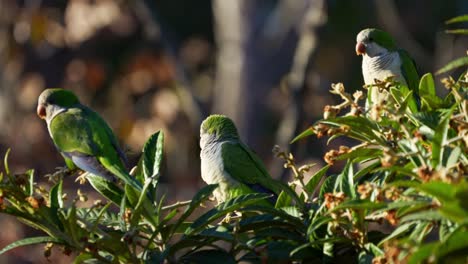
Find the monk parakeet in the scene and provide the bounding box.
[356,28,419,111]
[199,114,282,204]
[37,88,141,191]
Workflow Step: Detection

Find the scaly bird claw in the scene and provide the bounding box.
[75,172,89,185]
[44,166,72,183]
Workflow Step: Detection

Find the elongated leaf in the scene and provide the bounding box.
[436,225,468,259]
[186,193,271,234]
[378,222,417,246]
[419,73,436,96]
[171,184,217,235]
[332,200,386,211]
[304,165,329,194]
[436,56,468,74]
[321,116,384,144]
[445,14,468,24]
[198,225,234,241]
[407,243,438,264]
[274,190,292,208]
[431,107,454,168]
[73,253,94,264]
[3,148,10,176]
[334,161,355,198]
[445,29,468,34]
[335,148,381,163]
[291,127,315,143]
[141,131,164,184]
[25,169,34,196]
[86,174,123,205]
[49,179,63,209]
[319,175,337,200]
[0,236,65,255]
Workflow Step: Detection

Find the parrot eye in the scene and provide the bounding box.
[368,37,374,42]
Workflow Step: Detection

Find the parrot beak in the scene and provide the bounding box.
[37,104,46,119]
[356,42,366,55]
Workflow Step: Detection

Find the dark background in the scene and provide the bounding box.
[0,0,466,262]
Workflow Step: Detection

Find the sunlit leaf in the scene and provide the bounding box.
[445,14,468,24]
[0,236,65,255]
[291,126,315,143]
[436,56,468,75]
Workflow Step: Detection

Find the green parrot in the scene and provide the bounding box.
[200,114,282,204]
[37,88,141,191]
[356,28,420,111]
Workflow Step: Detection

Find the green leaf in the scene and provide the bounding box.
[431,107,455,168]
[445,14,468,24]
[436,226,468,260]
[334,161,355,198]
[179,249,236,264]
[171,184,217,235]
[319,175,337,200]
[86,174,123,205]
[332,200,386,211]
[25,169,34,196]
[304,165,329,194]
[3,148,10,176]
[321,116,383,144]
[125,181,158,226]
[445,29,468,34]
[439,219,458,241]
[436,56,468,75]
[407,243,438,264]
[141,131,164,185]
[419,73,436,96]
[0,236,65,255]
[413,111,441,130]
[379,222,417,245]
[186,193,272,234]
[275,190,292,208]
[197,225,234,241]
[73,253,95,264]
[49,179,63,209]
[335,148,381,163]
[291,126,315,143]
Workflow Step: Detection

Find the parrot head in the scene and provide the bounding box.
[37,88,80,121]
[356,28,397,57]
[200,115,239,146]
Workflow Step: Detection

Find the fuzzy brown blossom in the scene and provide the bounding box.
[441,76,456,89]
[385,210,399,226]
[323,105,339,119]
[357,183,373,200]
[44,242,53,259]
[123,208,132,223]
[384,186,401,201]
[381,148,397,167]
[26,195,45,209]
[417,166,433,182]
[324,192,346,210]
[314,123,330,138]
[324,149,340,165]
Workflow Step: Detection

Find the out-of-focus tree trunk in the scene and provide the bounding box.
[212,0,248,136]
[212,0,326,175]
[212,0,325,154]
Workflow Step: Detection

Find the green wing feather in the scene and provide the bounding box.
[221,141,280,194]
[50,106,141,190]
[398,49,420,111]
[398,49,419,93]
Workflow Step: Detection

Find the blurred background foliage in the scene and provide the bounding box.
[0,0,466,262]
